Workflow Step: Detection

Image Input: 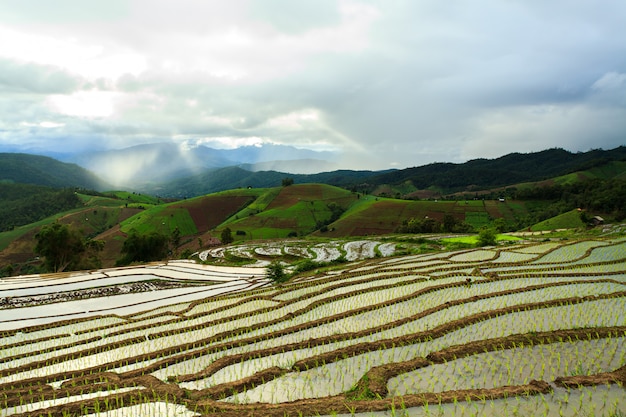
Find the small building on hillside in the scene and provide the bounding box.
[591,216,605,226]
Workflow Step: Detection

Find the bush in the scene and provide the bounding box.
[221,227,234,244]
[116,230,170,266]
[477,227,497,247]
[266,261,288,283]
[293,259,319,274]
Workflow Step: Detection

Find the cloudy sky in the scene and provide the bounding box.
[1,0,625,171]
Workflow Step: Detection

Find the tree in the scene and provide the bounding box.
[282,177,294,186]
[221,227,234,244]
[477,227,497,247]
[493,218,508,233]
[266,261,288,283]
[35,222,103,272]
[117,230,170,266]
[442,214,457,233]
[170,227,181,249]
[82,239,105,270]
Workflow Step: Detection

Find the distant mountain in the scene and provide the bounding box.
[62,143,232,187]
[364,146,626,194]
[141,166,385,198]
[0,153,109,190]
[240,158,339,174]
[62,142,339,187]
[3,146,624,200]
[214,144,336,166]
[139,147,626,198]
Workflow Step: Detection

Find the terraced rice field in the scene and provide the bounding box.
[1,237,625,416]
[198,239,395,265]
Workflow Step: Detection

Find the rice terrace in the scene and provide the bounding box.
[1,1,626,414]
[1,234,625,416]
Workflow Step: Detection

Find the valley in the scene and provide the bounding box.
[0,146,625,416]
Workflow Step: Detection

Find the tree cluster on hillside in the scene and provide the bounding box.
[221,227,234,244]
[515,178,626,222]
[0,185,83,232]
[317,202,346,232]
[396,214,473,234]
[116,230,171,266]
[34,222,104,273]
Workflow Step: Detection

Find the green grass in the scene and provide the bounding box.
[464,212,491,229]
[582,160,626,180]
[221,188,278,222]
[222,185,358,239]
[225,201,330,239]
[0,208,85,250]
[530,209,586,232]
[105,191,161,205]
[0,220,51,250]
[120,205,198,235]
[440,233,522,245]
[552,172,583,186]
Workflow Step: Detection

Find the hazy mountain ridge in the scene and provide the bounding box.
[143,146,626,197]
[239,158,339,174]
[58,143,339,187]
[1,146,625,199]
[142,166,387,198]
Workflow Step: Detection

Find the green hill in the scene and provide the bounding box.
[143,146,626,199]
[215,184,357,239]
[364,146,626,196]
[0,153,109,190]
[529,209,587,231]
[140,166,384,198]
[2,146,625,275]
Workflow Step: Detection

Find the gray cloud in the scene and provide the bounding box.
[0,59,82,94]
[0,0,624,170]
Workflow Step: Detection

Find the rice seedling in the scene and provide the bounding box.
[2,237,625,416]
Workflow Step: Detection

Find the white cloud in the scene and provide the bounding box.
[196,136,265,149]
[0,26,146,80]
[20,121,65,128]
[47,91,122,118]
[0,0,625,170]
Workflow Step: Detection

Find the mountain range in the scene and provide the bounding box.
[56,142,339,188]
[1,145,625,198]
[1,144,625,275]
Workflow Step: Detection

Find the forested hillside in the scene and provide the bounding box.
[0,153,109,190]
[138,146,626,198]
[140,166,386,198]
[0,184,83,232]
[363,146,626,194]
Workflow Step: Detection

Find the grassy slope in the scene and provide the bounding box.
[530,209,586,231]
[323,197,535,237]
[119,188,265,236]
[511,160,626,191]
[0,204,142,273]
[0,180,612,270]
[217,184,358,240]
[0,193,129,251]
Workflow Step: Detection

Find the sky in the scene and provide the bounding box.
[1,0,625,171]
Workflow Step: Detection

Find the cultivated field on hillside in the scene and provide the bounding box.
[1,237,625,416]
